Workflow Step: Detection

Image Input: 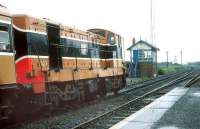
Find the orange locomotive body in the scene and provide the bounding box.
[0,6,126,122]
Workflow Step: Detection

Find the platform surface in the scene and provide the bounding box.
[110,86,200,129]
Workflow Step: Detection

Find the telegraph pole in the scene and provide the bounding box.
[166,51,168,68]
[174,56,177,64]
[180,50,183,65]
[150,0,154,45]
[122,37,125,63]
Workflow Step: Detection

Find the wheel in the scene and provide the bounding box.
[52,95,60,107]
[98,79,107,98]
[83,84,91,101]
[113,89,118,95]
[0,96,13,121]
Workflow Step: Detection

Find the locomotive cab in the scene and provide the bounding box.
[0,5,16,86]
[0,25,11,51]
[0,5,18,124]
[88,29,125,93]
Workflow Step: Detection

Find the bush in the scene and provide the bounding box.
[158,69,165,75]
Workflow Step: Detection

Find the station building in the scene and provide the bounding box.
[127,39,159,78]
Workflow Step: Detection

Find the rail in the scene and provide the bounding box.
[71,71,193,129]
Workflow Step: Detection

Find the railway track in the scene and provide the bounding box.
[120,70,188,94]
[10,71,193,129]
[185,73,200,87]
[71,72,194,129]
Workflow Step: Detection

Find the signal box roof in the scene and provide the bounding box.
[127,40,159,51]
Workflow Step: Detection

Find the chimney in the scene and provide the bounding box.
[132,38,135,45]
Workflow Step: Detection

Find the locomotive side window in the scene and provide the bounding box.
[80,43,88,57]
[27,33,48,56]
[74,40,81,57]
[105,46,113,59]
[117,47,122,58]
[0,25,11,52]
[97,31,105,37]
[65,39,74,57]
[95,44,100,58]
[107,35,115,45]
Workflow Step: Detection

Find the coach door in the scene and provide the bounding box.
[47,23,63,71]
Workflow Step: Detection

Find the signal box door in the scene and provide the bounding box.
[47,23,63,71]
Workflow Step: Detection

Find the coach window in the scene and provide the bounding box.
[0,25,10,52]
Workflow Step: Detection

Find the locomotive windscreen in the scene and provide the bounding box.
[0,25,11,52]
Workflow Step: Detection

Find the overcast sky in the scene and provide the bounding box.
[1,0,200,64]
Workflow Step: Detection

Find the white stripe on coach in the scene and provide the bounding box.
[12,24,117,46]
[12,24,47,35]
[0,52,13,56]
[61,35,116,46]
[0,19,11,24]
[15,55,48,63]
[15,55,122,63]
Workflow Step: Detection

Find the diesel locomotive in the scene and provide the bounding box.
[0,5,126,121]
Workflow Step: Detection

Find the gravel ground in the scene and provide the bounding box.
[13,74,184,129]
[16,95,129,129]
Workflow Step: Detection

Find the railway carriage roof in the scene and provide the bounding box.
[0,6,117,44]
[12,14,106,42]
[0,5,11,17]
[88,28,121,37]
